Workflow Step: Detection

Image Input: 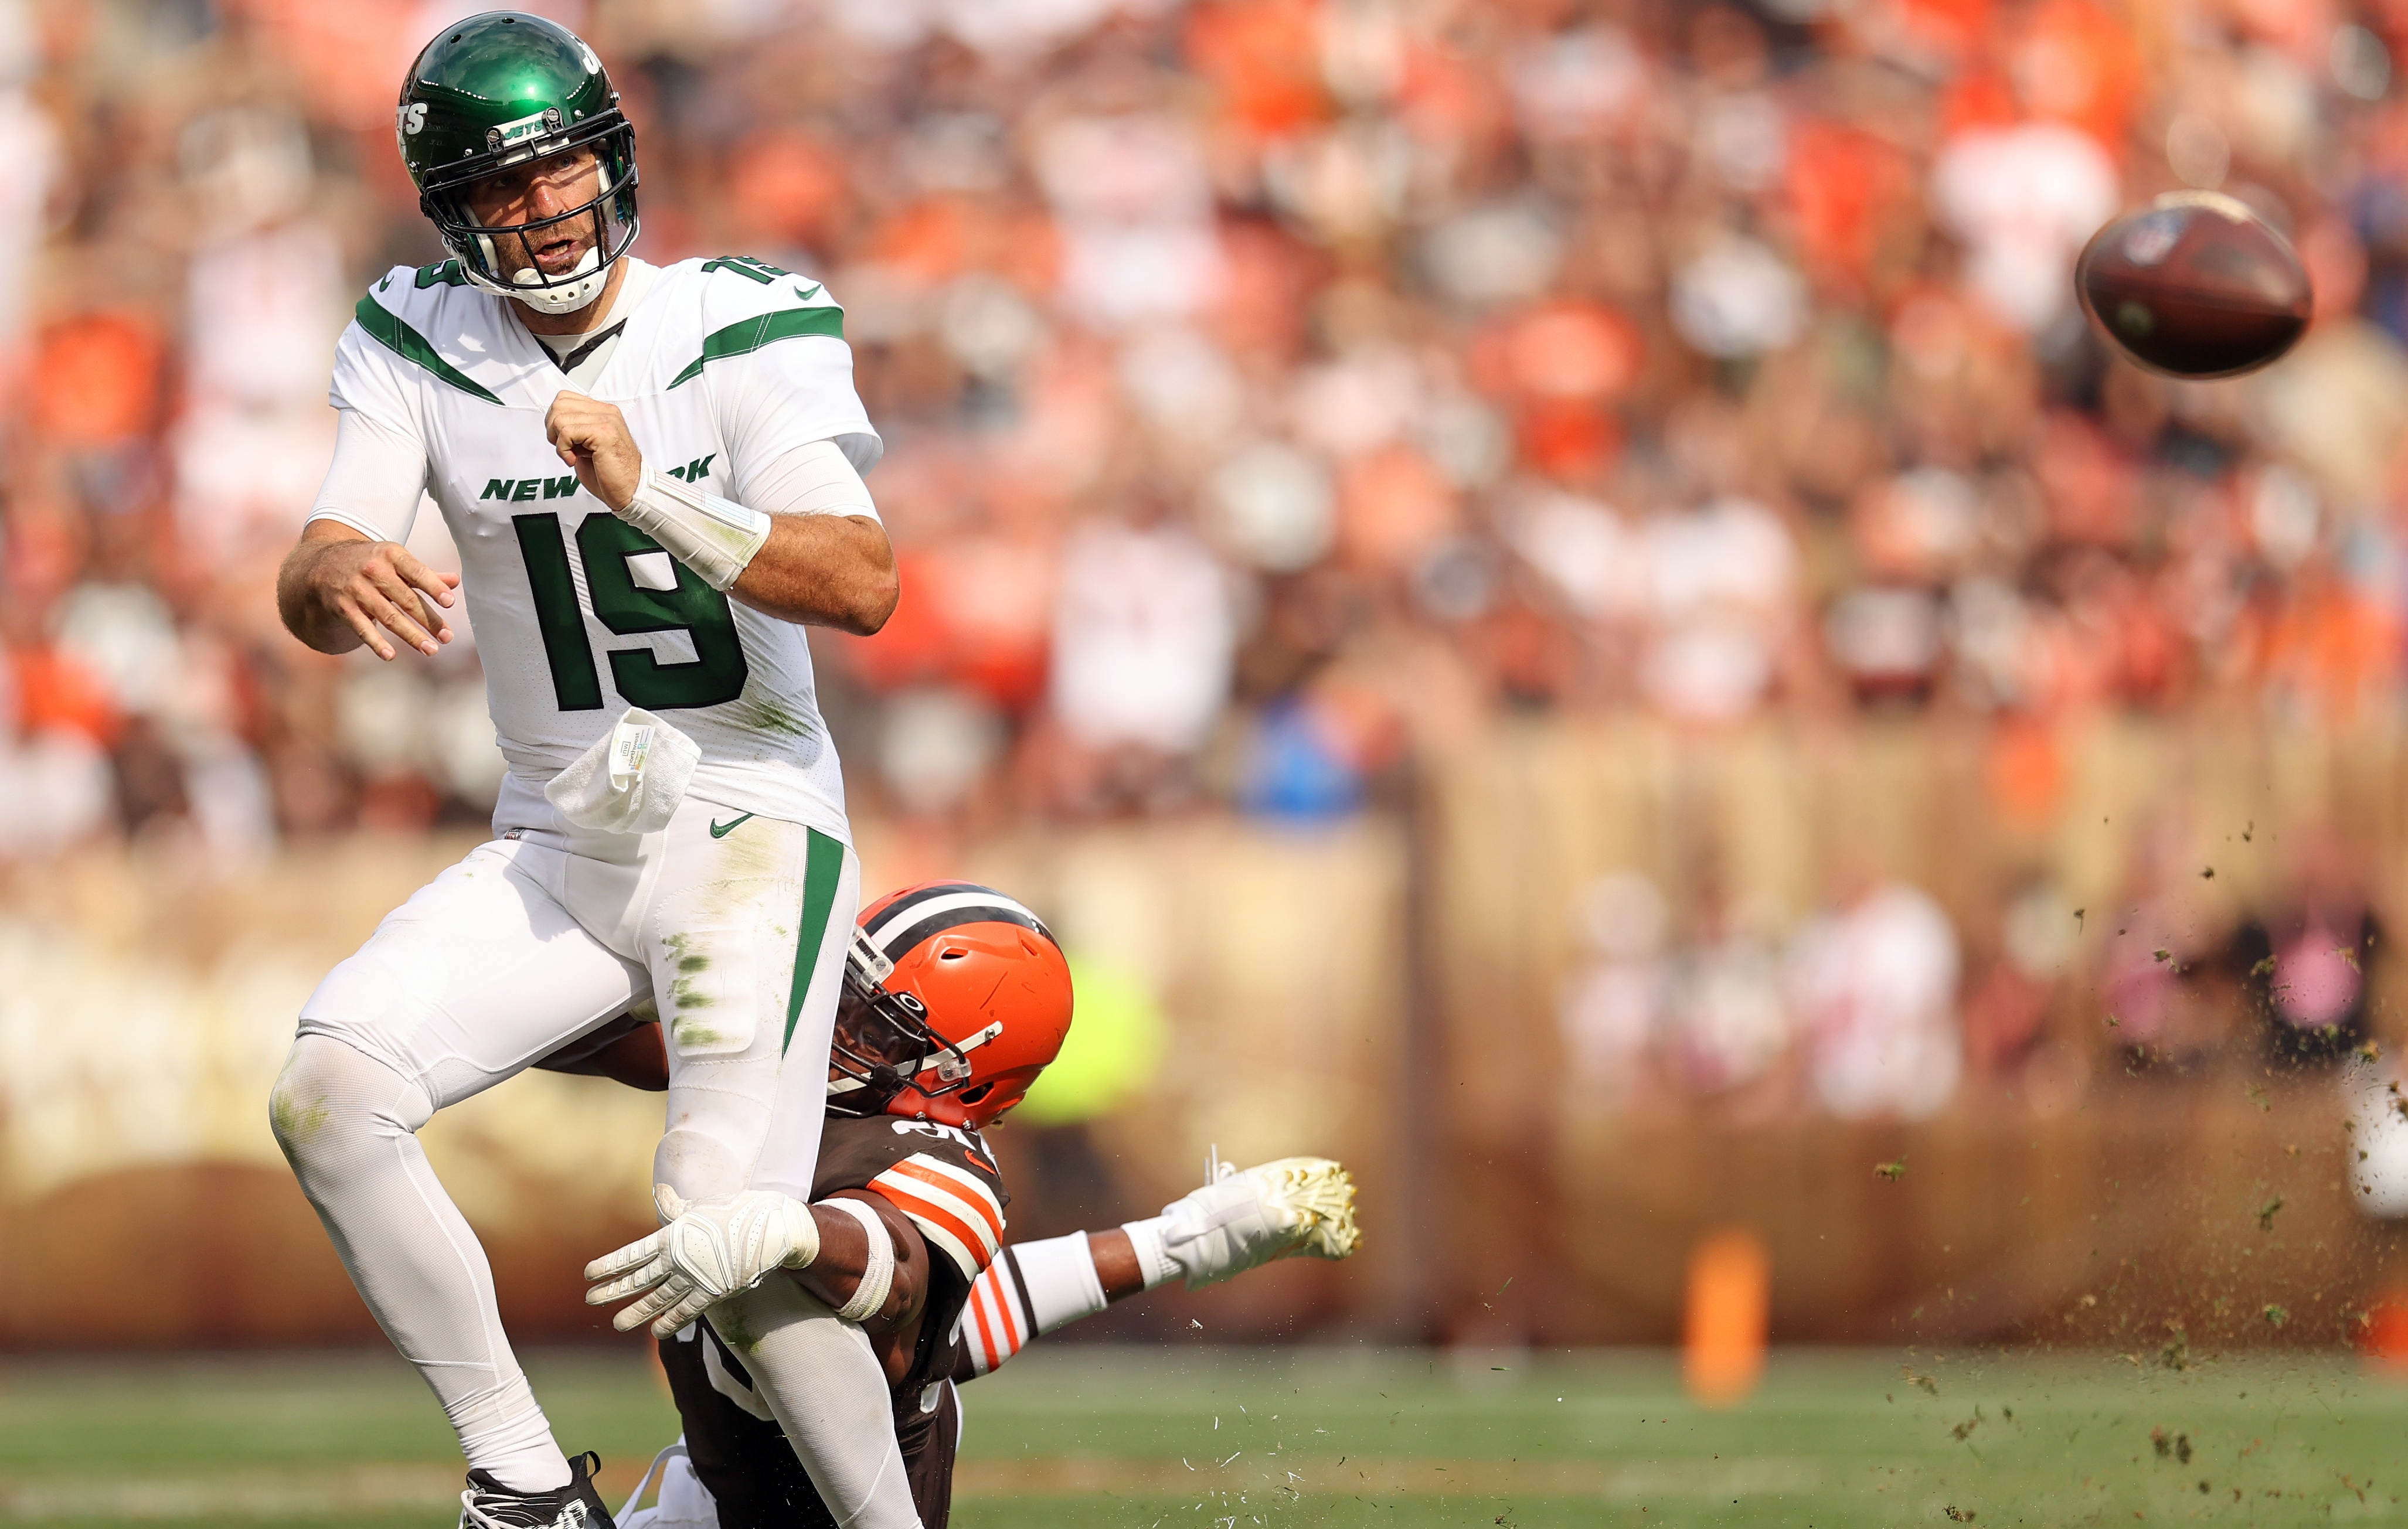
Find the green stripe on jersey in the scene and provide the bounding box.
[783,828,846,1055]
[352,295,503,404]
[668,306,845,390]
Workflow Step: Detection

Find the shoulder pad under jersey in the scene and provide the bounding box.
[349,261,524,407]
[655,254,848,393]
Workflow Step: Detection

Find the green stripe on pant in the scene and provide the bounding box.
[783,828,845,1054]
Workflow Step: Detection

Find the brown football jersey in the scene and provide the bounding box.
[657,1113,1009,1529]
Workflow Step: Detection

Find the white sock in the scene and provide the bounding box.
[454,1374,573,1493]
[708,1279,922,1528]
[271,1036,570,1493]
[1117,1216,1179,1290]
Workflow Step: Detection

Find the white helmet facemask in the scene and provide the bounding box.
[464,233,615,316]
[457,162,630,318]
[500,243,610,315]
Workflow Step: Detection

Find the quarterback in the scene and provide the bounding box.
[271,13,912,1528]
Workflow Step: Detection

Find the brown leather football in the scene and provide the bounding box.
[2075,192,2312,378]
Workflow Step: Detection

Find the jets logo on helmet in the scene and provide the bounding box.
[394,11,640,316]
[829,882,1074,1130]
[488,107,566,152]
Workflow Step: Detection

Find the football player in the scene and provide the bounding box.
[268,13,911,1528]
[547,883,1359,1528]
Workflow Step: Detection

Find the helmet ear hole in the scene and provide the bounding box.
[938,948,967,961]
[958,1081,995,1105]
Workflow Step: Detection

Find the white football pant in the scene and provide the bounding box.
[272,798,898,1510]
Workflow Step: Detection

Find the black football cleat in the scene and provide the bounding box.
[458,1451,617,1529]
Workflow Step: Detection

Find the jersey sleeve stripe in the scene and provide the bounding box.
[883,1156,1006,1242]
[871,1177,996,1277]
[351,297,502,405]
[985,1252,1025,1348]
[967,1281,1005,1374]
[909,1208,985,1281]
[962,1249,1052,1380]
[879,1162,1006,1253]
[668,306,846,390]
[967,1262,1031,1377]
[987,1281,1021,1360]
[1003,1246,1042,1341]
[890,1185,998,1267]
[991,1282,1025,1356]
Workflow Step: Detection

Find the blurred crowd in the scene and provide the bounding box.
[1554,846,2387,1126]
[8,0,2408,1116]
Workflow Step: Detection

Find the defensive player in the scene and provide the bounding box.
[547,882,1359,1528]
[633,1154,1358,1529]
[268,14,914,1528]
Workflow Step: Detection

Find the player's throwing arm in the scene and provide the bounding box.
[542,387,895,630]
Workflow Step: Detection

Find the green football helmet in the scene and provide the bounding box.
[395,11,639,315]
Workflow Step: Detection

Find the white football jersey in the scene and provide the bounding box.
[321,254,880,841]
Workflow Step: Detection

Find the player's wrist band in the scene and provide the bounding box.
[1117,1217,1179,1291]
[614,466,771,592]
[817,1198,895,1322]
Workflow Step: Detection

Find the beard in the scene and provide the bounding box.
[490,212,600,282]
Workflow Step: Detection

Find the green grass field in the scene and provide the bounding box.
[2,1346,2402,1527]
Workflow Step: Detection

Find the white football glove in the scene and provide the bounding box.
[1155,1154,1361,1290]
[585,1184,821,1338]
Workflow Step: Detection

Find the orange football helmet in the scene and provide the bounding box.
[828,881,1074,1129]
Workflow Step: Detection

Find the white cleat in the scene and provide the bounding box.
[1157,1152,1361,1290]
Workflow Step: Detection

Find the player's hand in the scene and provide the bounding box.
[584,1184,822,1339]
[1157,1156,1359,1290]
[300,536,457,660]
[545,390,644,511]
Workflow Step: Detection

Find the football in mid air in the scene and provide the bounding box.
[2074,192,2312,378]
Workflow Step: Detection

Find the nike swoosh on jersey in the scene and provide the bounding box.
[708,813,756,838]
[793,282,823,301]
